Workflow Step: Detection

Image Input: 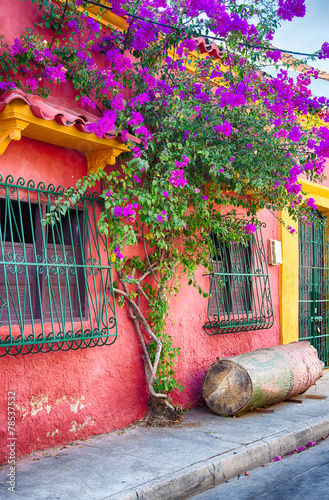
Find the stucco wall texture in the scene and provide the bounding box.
[0,0,280,463]
[0,137,280,463]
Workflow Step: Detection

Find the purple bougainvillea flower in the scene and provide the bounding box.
[132,147,142,158]
[85,17,101,32]
[306,197,317,210]
[67,19,79,32]
[304,162,314,171]
[272,456,282,461]
[182,130,190,141]
[111,94,125,111]
[87,110,117,137]
[169,169,188,188]
[214,121,233,137]
[195,188,200,193]
[80,96,96,109]
[277,0,306,22]
[288,125,302,142]
[44,64,67,83]
[122,205,135,218]
[114,206,123,218]
[121,129,129,142]
[230,156,235,162]
[26,78,38,91]
[319,42,329,60]
[202,195,207,201]
[114,246,123,260]
[162,191,169,198]
[245,223,256,235]
[266,49,281,63]
[10,38,27,56]
[128,111,144,127]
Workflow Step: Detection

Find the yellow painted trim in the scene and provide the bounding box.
[56,0,128,31]
[0,100,129,172]
[86,148,124,173]
[279,211,299,345]
[0,117,29,155]
[300,179,329,210]
[85,4,127,31]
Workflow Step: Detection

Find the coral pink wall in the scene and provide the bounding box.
[0,138,150,463]
[169,208,280,408]
[0,136,280,463]
[0,0,281,463]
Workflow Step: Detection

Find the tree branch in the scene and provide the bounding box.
[115,273,169,400]
[142,223,159,283]
[49,0,69,49]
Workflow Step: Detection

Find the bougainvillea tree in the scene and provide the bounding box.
[1,0,329,413]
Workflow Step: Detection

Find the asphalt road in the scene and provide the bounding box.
[191,436,329,500]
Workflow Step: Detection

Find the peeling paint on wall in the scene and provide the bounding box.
[70,416,95,433]
[70,396,86,414]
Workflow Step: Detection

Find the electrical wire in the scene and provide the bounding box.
[83,0,322,59]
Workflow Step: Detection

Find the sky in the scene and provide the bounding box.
[269,0,329,97]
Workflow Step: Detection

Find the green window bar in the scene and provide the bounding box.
[0,175,117,356]
[299,211,329,366]
[204,221,274,335]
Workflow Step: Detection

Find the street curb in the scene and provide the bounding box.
[106,417,329,500]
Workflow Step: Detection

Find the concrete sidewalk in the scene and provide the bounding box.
[1,371,329,500]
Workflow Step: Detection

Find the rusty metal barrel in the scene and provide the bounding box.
[202,341,324,416]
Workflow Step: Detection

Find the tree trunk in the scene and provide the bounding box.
[202,341,324,416]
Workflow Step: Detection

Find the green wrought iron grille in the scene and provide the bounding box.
[299,211,329,366]
[0,175,117,356]
[204,222,274,335]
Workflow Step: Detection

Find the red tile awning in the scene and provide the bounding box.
[0,89,140,172]
[0,88,138,144]
[195,37,225,60]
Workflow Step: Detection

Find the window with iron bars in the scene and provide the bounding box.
[204,223,274,335]
[0,175,117,356]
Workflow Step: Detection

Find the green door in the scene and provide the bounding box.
[299,211,329,366]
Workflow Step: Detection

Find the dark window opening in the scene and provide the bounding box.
[204,226,274,335]
[0,198,35,244]
[0,176,117,357]
[209,234,253,317]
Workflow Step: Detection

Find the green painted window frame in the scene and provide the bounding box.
[299,211,329,366]
[204,222,274,335]
[0,175,117,356]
